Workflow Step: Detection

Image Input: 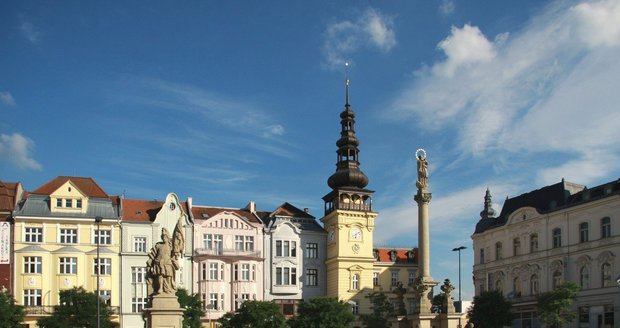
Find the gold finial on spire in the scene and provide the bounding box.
[345,62,350,106]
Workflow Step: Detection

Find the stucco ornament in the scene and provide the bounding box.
[147,216,185,295]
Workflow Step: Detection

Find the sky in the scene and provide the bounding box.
[2,0,620,302]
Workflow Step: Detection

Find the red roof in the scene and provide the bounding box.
[191,206,261,223]
[375,248,417,263]
[0,181,20,212]
[32,176,109,198]
[122,198,189,222]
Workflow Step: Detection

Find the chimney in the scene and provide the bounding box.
[304,208,309,213]
[246,201,256,213]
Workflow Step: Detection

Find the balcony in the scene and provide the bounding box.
[194,248,262,260]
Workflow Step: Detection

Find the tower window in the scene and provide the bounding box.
[352,274,359,290]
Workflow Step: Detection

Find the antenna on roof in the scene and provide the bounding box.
[345,62,350,106]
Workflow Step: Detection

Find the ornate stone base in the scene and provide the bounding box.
[146,294,184,328]
[409,313,436,328]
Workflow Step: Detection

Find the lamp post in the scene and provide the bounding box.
[452,246,466,328]
[95,216,103,328]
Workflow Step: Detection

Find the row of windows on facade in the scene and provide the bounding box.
[23,227,112,244]
[480,217,612,263]
[23,256,113,275]
[22,289,112,307]
[55,198,83,209]
[489,261,615,297]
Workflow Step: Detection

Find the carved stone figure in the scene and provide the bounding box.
[416,154,428,190]
[393,281,407,316]
[147,217,185,295]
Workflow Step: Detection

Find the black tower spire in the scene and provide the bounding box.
[480,188,496,219]
[323,79,373,215]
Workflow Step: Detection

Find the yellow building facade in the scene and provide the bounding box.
[12,177,120,327]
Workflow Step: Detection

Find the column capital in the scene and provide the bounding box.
[414,191,432,204]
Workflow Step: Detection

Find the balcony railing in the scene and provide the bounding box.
[24,306,120,315]
[194,248,261,258]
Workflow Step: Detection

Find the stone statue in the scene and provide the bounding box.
[147,217,185,295]
[393,281,407,316]
[440,279,456,313]
[416,152,428,190]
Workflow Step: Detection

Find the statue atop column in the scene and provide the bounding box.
[147,216,185,295]
[440,279,456,314]
[416,149,429,190]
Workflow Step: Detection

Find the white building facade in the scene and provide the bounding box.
[472,179,620,328]
[262,203,327,316]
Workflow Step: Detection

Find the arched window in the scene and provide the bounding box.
[601,263,612,287]
[495,242,503,260]
[552,270,563,289]
[530,274,539,295]
[530,233,538,253]
[601,217,611,238]
[352,274,359,290]
[579,222,589,243]
[580,266,589,289]
[495,279,503,293]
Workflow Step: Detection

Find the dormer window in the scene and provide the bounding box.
[389,250,397,262]
[373,249,379,260]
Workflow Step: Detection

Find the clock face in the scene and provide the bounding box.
[350,228,362,240]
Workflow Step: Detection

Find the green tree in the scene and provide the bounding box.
[467,290,513,328]
[218,300,286,328]
[537,281,579,328]
[37,287,117,328]
[288,297,355,328]
[176,288,205,328]
[0,289,25,328]
[431,293,446,314]
[360,292,394,328]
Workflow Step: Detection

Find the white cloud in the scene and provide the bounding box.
[439,0,455,17]
[391,0,620,181]
[0,92,16,106]
[323,8,396,69]
[433,24,496,77]
[0,133,42,170]
[263,124,285,138]
[19,19,40,44]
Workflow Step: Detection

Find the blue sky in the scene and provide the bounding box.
[2,0,620,302]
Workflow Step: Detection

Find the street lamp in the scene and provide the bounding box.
[452,246,466,328]
[95,216,103,328]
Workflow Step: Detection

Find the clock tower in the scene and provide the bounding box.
[321,79,377,312]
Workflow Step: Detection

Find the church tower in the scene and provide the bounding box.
[321,79,377,311]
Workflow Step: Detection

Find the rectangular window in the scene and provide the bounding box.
[209,293,219,310]
[579,222,589,243]
[552,229,562,248]
[235,235,244,251]
[276,240,282,256]
[306,243,318,258]
[291,241,297,257]
[530,234,538,253]
[245,236,254,251]
[200,262,208,281]
[284,241,290,256]
[23,289,42,306]
[132,297,147,312]
[513,238,520,256]
[480,249,485,264]
[94,258,111,275]
[213,234,223,252]
[76,199,82,208]
[408,272,416,285]
[95,230,112,245]
[65,199,73,208]
[59,257,77,274]
[210,263,219,280]
[133,237,147,252]
[275,267,296,286]
[373,272,379,286]
[131,267,146,283]
[276,267,282,285]
[495,242,503,260]
[203,234,212,249]
[391,271,398,286]
[98,290,111,305]
[24,227,42,243]
[283,267,290,285]
[56,198,62,207]
[24,256,42,274]
[241,264,250,281]
[601,217,611,238]
[60,228,78,244]
[307,268,318,286]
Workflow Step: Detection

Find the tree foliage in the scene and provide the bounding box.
[537,281,579,327]
[360,292,394,328]
[176,288,205,328]
[0,289,24,328]
[218,300,286,328]
[431,293,446,314]
[288,297,355,328]
[37,286,117,328]
[467,290,513,328]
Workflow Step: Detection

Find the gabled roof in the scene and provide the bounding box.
[32,176,109,198]
[122,199,163,222]
[374,247,417,264]
[0,181,20,213]
[271,202,315,219]
[191,206,262,224]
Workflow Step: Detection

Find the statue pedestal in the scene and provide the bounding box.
[146,294,184,328]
